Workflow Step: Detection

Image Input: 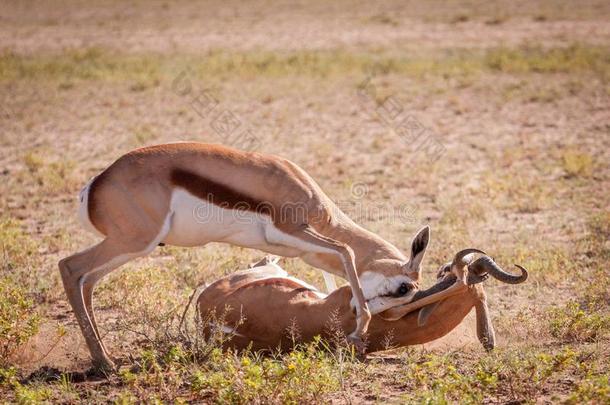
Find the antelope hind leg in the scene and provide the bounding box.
[59,237,161,371]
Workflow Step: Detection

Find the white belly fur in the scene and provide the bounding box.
[162,189,301,257]
[163,188,267,247]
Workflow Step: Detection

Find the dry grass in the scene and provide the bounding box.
[1,44,608,84]
[0,0,609,403]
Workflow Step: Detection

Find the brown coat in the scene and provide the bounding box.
[197,265,490,353]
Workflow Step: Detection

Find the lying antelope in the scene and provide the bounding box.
[60,142,460,369]
[198,255,527,352]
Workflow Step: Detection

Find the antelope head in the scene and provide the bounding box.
[371,246,484,319]
[357,226,431,313]
[379,251,528,322]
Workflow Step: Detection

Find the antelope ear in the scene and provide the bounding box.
[417,302,441,326]
[403,226,430,281]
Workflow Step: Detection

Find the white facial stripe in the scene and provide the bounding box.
[356,271,386,300]
[351,271,414,310]
[358,271,412,299]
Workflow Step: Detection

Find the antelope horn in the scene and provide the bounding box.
[452,248,486,268]
[379,249,486,322]
[468,256,528,284]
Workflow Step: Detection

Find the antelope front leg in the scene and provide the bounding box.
[267,225,371,352]
[472,285,495,351]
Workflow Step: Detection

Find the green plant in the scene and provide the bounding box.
[482,172,553,214]
[0,277,40,366]
[2,44,608,84]
[567,374,610,404]
[0,218,37,271]
[548,300,609,343]
[479,348,579,402]
[562,150,594,178]
[1,367,52,404]
[189,341,344,403]
[20,152,77,194]
[400,353,494,404]
[0,218,42,367]
[132,125,157,145]
[485,44,610,77]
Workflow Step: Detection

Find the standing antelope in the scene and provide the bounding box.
[60,142,437,370]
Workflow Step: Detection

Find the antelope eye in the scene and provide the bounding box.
[398,283,409,296]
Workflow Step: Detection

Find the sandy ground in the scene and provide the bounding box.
[0,0,608,402]
[2,0,610,53]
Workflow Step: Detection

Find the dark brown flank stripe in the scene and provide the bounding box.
[170,168,274,216]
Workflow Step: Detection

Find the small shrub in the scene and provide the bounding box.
[567,374,610,404]
[20,153,77,194]
[367,14,399,26]
[562,149,593,177]
[485,44,610,77]
[0,278,40,366]
[1,367,52,404]
[22,152,44,173]
[400,353,493,404]
[190,341,344,403]
[482,172,552,214]
[132,125,157,145]
[547,300,609,343]
[479,348,578,402]
[0,218,37,271]
[586,212,610,262]
[0,217,50,302]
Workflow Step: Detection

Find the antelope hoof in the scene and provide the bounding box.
[347,334,367,359]
[92,357,117,376]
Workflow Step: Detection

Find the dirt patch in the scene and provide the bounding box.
[1,0,608,403]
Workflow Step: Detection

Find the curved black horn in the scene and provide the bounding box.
[452,248,486,268]
[469,256,528,284]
